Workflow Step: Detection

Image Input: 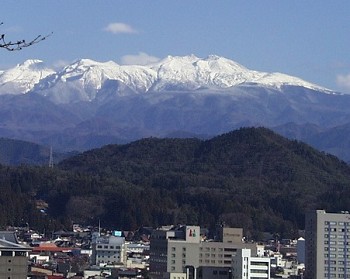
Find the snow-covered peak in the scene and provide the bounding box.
[33,58,157,102]
[148,54,264,91]
[0,59,54,94]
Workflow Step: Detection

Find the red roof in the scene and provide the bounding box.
[32,243,75,253]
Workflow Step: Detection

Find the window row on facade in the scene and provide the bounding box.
[325,221,350,226]
[325,247,350,252]
[324,253,350,258]
[324,240,350,245]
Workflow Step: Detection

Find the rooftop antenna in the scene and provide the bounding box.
[49,146,54,168]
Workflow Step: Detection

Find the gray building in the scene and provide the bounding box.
[0,231,32,279]
[91,233,127,266]
[305,209,350,279]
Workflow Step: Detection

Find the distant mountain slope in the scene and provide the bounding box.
[0,138,74,166]
[0,138,50,165]
[272,122,350,163]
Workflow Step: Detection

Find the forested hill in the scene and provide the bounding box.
[56,127,350,238]
[1,127,350,240]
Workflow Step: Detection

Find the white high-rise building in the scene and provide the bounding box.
[231,248,270,279]
[305,210,350,279]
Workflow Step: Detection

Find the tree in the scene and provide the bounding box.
[0,22,51,51]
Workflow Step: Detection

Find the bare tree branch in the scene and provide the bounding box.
[0,22,52,51]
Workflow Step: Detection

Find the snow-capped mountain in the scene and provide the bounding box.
[5,54,330,103]
[0,60,54,95]
[2,54,350,161]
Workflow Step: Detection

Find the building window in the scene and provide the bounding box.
[14,251,26,257]
[1,251,12,256]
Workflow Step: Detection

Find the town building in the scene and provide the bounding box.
[296,237,305,264]
[231,248,270,279]
[0,231,32,279]
[149,225,258,279]
[305,209,350,279]
[91,233,127,266]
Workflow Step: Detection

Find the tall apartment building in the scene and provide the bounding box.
[305,209,350,279]
[150,225,258,279]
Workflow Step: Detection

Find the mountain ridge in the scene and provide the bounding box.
[0,55,333,103]
[1,54,350,161]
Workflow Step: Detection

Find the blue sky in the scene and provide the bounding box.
[1,0,350,92]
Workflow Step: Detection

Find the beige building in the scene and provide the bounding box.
[150,225,258,279]
[305,210,350,279]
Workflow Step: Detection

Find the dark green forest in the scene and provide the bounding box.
[1,127,350,240]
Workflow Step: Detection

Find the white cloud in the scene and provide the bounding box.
[121,52,160,66]
[103,22,137,34]
[336,73,350,92]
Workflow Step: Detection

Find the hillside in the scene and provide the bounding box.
[1,127,350,239]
